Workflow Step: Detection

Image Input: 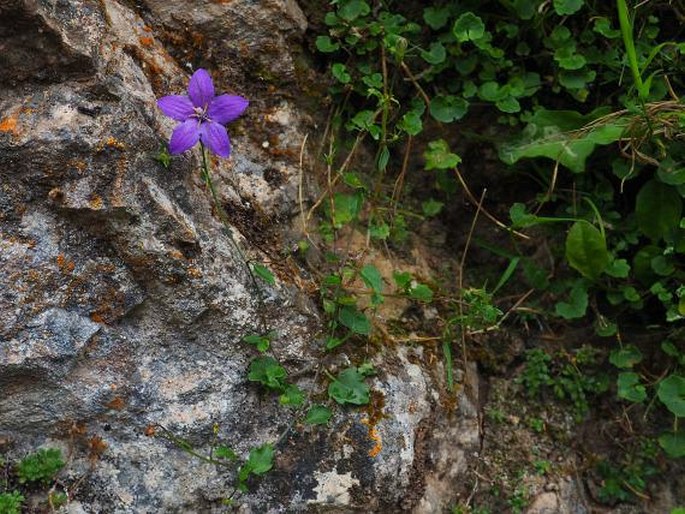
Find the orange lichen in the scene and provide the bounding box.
[90,312,105,323]
[361,418,383,458]
[187,267,203,278]
[105,136,126,150]
[88,436,108,461]
[0,112,18,134]
[89,195,103,210]
[139,36,154,47]
[144,425,156,437]
[105,396,125,410]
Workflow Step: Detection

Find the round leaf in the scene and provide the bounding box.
[429,95,469,123]
[636,180,682,240]
[657,374,685,417]
[617,372,647,403]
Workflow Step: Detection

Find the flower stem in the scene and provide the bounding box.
[199,142,268,333]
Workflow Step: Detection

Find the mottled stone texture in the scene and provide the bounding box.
[0,1,479,512]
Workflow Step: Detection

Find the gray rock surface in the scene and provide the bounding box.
[0,1,479,512]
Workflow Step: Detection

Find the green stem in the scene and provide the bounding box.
[199,142,268,333]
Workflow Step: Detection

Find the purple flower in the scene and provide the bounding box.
[157,69,248,158]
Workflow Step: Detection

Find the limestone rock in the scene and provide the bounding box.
[0,1,479,512]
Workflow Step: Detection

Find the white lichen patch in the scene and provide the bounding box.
[309,470,359,506]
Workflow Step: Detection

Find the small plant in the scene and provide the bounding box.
[16,448,65,485]
[0,492,24,514]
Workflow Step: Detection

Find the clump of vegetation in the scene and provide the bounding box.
[16,448,65,485]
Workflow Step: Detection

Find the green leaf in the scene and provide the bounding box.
[238,443,274,489]
[617,372,647,402]
[657,374,685,417]
[453,12,485,43]
[369,222,390,240]
[553,0,584,16]
[304,405,333,425]
[605,259,630,278]
[658,157,685,186]
[429,95,468,123]
[509,203,539,228]
[248,357,287,391]
[331,63,351,84]
[609,345,643,369]
[242,333,272,353]
[636,181,683,240]
[393,271,412,289]
[555,281,588,319]
[422,199,444,217]
[330,192,363,228]
[423,6,451,30]
[315,35,340,53]
[496,96,521,113]
[658,431,685,458]
[408,284,434,303]
[499,109,623,172]
[328,367,370,405]
[565,221,610,280]
[279,384,305,407]
[398,110,423,136]
[424,140,461,170]
[593,17,620,39]
[252,263,275,285]
[338,306,371,335]
[324,336,343,351]
[214,446,238,460]
[420,42,446,65]
[338,0,370,21]
[360,264,383,294]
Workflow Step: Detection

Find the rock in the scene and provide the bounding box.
[0,1,480,512]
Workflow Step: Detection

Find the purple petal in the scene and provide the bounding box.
[188,69,215,109]
[157,95,194,121]
[169,119,200,154]
[207,94,249,124]
[199,121,231,158]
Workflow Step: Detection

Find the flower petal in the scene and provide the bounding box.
[157,95,194,121]
[169,119,200,154]
[207,94,249,124]
[188,68,215,108]
[199,121,231,158]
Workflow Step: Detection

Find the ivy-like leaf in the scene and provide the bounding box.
[248,357,287,391]
[304,405,333,425]
[420,42,446,65]
[657,374,685,417]
[338,0,370,21]
[658,431,685,458]
[424,140,462,170]
[429,95,468,123]
[328,367,370,405]
[555,281,588,319]
[617,372,647,403]
[279,384,305,407]
[553,0,584,16]
[315,35,340,53]
[609,345,643,369]
[453,12,485,43]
